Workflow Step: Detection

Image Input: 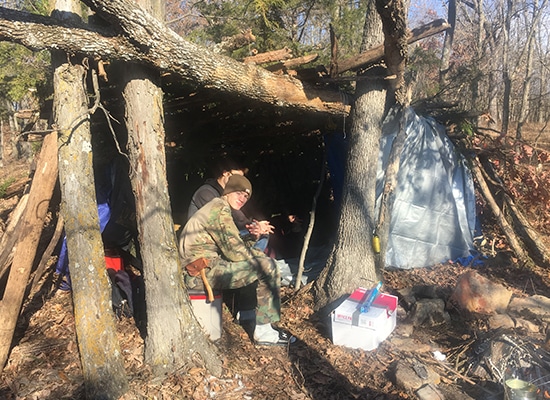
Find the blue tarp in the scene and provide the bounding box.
[376,107,476,269]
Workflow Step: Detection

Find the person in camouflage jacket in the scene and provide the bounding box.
[179,175,294,346]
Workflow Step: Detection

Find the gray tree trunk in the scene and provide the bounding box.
[501,0,513,137]
[51,2,127,397]
[439,0,456,87]
[515,0,549,138]
[54,59,128,399]
[313,0,387,311]
[121,0,221,377]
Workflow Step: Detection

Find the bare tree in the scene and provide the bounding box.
[515,0,549,139]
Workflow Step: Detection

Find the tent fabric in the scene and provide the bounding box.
[376,107,476,269]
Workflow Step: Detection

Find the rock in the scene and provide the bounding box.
[412,285,440,299]
[394,360,440,391]
[515,318,540,333]
[438,384,476,399]
[410,298,450,327]
[449,270,512,314]
[488,314,515,330]
[488,313,541,332]
[396,287,416,310]
[394,321,414,337]
[388,337,432,353]
[416,384,445,400]
[509,295,550,322]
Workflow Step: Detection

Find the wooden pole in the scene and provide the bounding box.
[0,132,58,371]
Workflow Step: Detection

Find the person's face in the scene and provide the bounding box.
[226,190,249,210]
[220,169,244,188]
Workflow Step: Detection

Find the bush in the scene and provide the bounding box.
[0,177,15,199]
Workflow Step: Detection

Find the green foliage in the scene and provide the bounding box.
[20,0,50,15]
[459,121,474,136]
[0,177,15,199]
[0,43,52,116]
[31,139,43,155]
[183,0,367,63]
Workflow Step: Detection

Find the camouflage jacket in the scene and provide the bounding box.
[178,197,262,268]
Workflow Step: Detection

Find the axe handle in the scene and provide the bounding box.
[200,268,214,302]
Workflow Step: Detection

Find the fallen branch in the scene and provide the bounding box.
[243,47,293,65]
[336,19,451,74]
[481,158,550,267]
[0,4,344,116]
[470,156,530,264]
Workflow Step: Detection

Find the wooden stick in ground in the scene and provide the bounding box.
[0,132,58,371]
[295,158,326,290]
[470,156,530,264]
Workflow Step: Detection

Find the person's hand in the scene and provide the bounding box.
[246,219,274,237]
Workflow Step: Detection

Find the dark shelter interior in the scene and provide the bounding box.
[89,64,346,263]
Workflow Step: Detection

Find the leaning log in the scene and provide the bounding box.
[0,132,58,371]
[336,19,451,75]
[0,5,344,116]
[480,158,550,267]
[470,156,531,265]
[0,194,29,281]
[264,54,319,74]
[243,47,293,65]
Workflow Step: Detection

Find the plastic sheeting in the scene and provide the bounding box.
[376,107,476,269]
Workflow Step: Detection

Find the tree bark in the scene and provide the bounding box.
[515,0,549,138]
[0,194,29,281]
[375,0,409,104]
[500,0,513,137]
[0,4,344,116]
[243,47,293,65]
[121,0,221,377]
[0,132,57,371]
[439,0,456,86]
[31,213,64,292]
[53,59,128,399]
[313,0,387,312]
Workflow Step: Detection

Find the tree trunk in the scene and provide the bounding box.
[313,0,387,312]
[500,0,513,137]
[53,58,128,399]
[439,0,456,86]
[121,0,221,377]
[122,68,222,376]
[515,0,549,138]
[0,132,57,371]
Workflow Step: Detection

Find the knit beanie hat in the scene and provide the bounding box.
[223,175,252,197]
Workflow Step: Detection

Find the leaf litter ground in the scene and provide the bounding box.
[2,255,550,399]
